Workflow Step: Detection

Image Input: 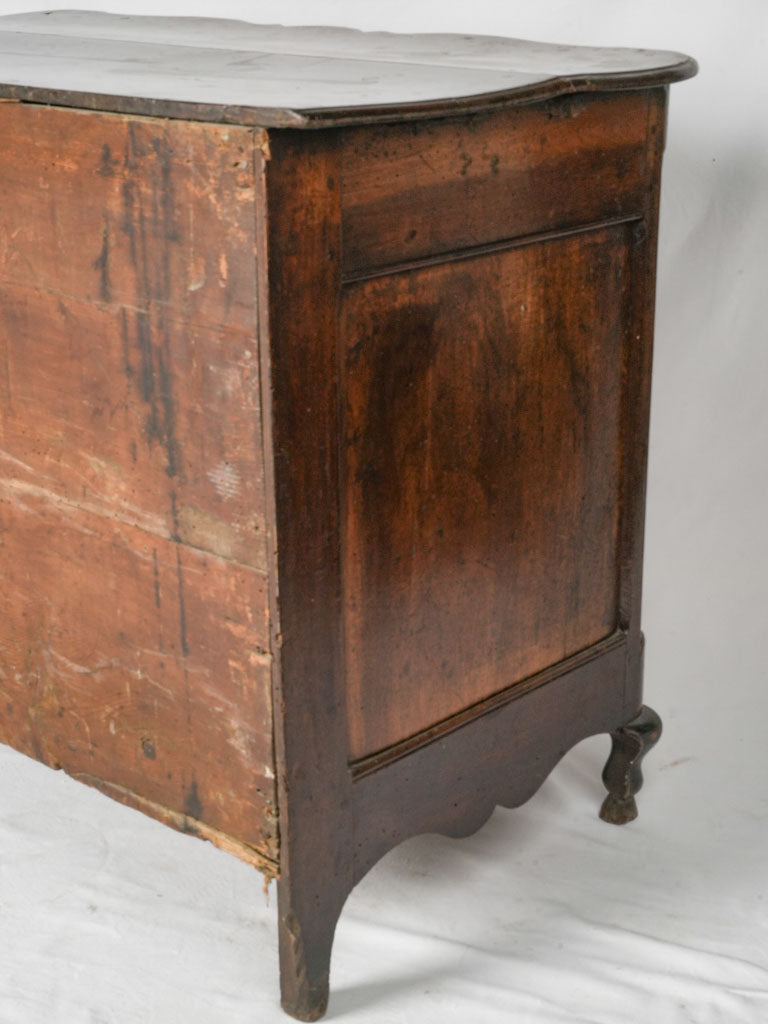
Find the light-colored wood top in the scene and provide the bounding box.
[0,11,697,127]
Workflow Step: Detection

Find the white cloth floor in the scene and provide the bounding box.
[0,615,765,1024]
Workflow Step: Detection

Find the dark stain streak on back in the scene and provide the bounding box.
[119,308,134,378]
[119,124,184,482]
[152,548,161,609]
[168,490,181,542]
[134,308,156,405]
[120,179,137,268]
[175,546,189,657]
[184,779,203,820]
[97,142,116,178]
[155,343,181,478]
[92,218,111,303]
[151,135,181,245]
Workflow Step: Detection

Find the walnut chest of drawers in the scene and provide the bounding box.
[0,12,696,1020]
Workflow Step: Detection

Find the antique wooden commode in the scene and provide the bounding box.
[0,13,695,1019]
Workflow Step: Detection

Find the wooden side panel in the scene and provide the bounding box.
[341,91,651,275]
[0,486,274,854]
[0,103,266,568]
[341,226,629,760]
[0,284,266,568]
[0,103,256,328]
[0,105,277,864]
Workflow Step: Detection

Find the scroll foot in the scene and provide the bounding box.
[599,705,662,825]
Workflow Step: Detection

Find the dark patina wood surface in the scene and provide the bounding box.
[341,226,627,759]
[0,14,697,1021]
[262,89,675,1017]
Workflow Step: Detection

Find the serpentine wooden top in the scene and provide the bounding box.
[0,11,697,126]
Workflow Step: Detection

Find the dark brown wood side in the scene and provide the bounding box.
[260,130,352,1021]
[262,88,668,1020]
[340,90,656,275]
[341,225,628,759]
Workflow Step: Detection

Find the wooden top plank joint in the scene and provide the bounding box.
[0,11,697,127]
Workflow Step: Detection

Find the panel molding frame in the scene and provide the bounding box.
[341,213,642,286]
[339,218,637,760]
[349,629,627,778]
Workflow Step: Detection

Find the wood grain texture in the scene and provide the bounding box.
[0,26,694,1012]
[0,103,258,330]
[0,104,266,568]
[615,89,668,709]
[259,130,351,1021]
[0,13,696,128]
[0,103,277,862]
[350,633,632,884]
[341,225,629,760]
[341,91,652,275]
[0,486,276,857]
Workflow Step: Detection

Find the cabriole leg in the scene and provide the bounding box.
[277,876,345,1022]
[600,705,662,825]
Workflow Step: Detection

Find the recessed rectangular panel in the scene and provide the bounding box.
[341,226,629,760]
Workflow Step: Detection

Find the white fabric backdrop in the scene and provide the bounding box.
[0,2,766,1022]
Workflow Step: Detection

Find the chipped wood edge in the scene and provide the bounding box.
[73,771,280,878]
